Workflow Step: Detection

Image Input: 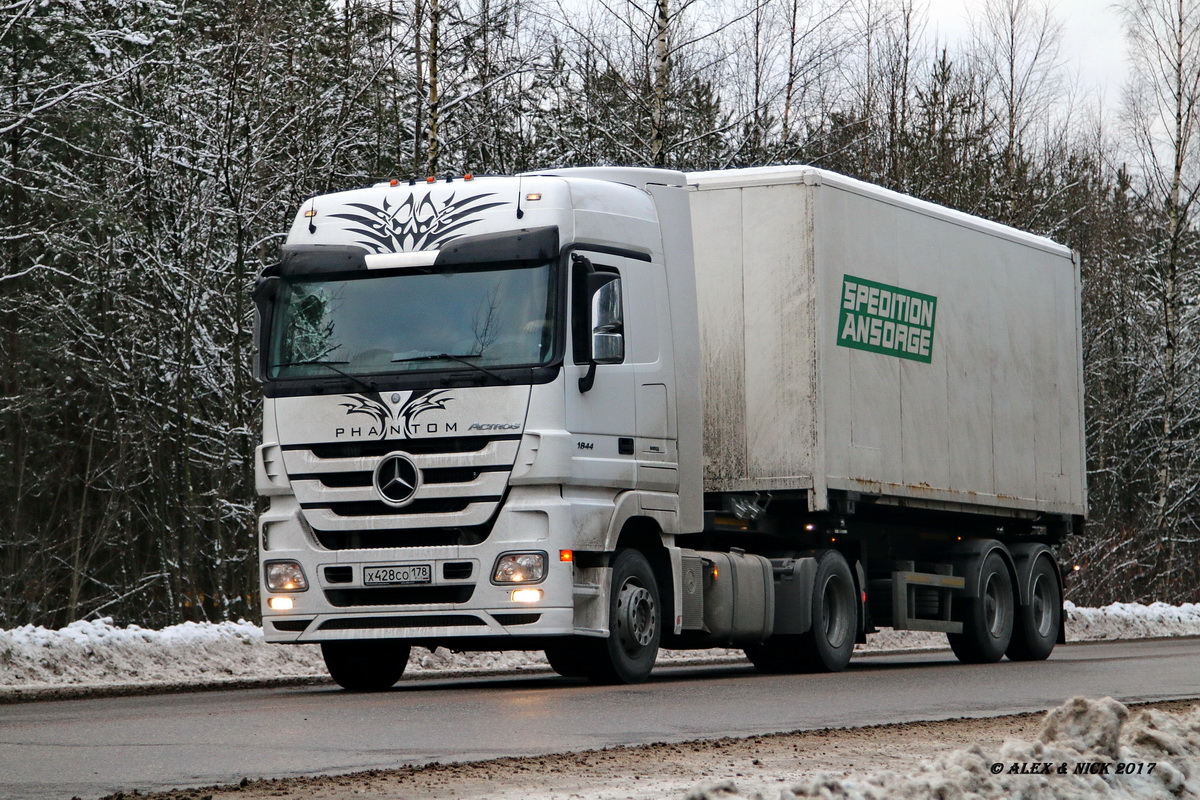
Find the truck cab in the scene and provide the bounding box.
[254,169,702,687]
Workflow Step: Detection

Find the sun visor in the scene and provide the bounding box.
[278,244,368,276]
[434,226,559,266]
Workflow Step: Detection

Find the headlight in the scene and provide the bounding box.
[265,560,309,592]
[492,552,546,584]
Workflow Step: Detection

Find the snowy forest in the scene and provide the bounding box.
[1,0,1198,628]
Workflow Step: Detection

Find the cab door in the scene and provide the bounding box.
[564,250,642,488]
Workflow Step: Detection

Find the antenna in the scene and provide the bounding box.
[516,175,525,219]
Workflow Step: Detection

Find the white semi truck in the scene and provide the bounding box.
[252,166,1086,689]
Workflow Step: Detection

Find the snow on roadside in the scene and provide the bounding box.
[1,601,1198,694]
[684,696,1200,800]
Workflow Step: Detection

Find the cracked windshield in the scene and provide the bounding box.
[268,262,555,378]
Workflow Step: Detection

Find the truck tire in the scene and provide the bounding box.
[744,550,855,673]
[1006,556,1061,661]
[948,550,1014,663]
[321,640,410,691]
[581,549,661,684]
[543,640,590,678]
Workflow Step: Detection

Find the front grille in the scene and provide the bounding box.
[314,526,489,550]
[311,498,482,517]
[492,613,541,626]
[443,561,474,580]
[271,619,313,632]
[299,465,505,489]
[296,435,519,460]
[317,615,486,631]
[287,434,517,546]
[324,566,353,583]
[324,585,475,607]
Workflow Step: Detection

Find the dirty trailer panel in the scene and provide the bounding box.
[688,166,1086,519]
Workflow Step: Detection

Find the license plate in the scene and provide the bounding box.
[363,564,432,585]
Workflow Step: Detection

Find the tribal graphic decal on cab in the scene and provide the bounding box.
[329,192,508,253]
[338,390,453,439]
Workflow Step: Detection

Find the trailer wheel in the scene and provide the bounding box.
[744,550,855,673]
[543,640,590,678]
[948,551,1014,663]
[321,640,410,691]
[581,549,661,684]
[1006,556,1061,661]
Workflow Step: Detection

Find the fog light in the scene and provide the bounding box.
[268,596,294,611]
[512,588,543,603]
[265,560,308,591]
[492,552,546,583]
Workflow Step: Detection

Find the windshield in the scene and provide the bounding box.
[267,262,556,379]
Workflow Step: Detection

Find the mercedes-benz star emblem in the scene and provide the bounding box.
[373,453,421,507]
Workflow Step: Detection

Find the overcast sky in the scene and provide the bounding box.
[922,0,1128,111]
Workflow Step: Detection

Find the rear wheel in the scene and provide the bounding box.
[948,551,1014,664]
[321,640,410,691]
[745,550,856,673]
[581,549,661,684]
[1006,557,1061,661]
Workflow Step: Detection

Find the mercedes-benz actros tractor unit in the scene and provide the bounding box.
[252,166,1086,689]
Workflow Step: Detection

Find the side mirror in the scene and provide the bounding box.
[589,278,624,364]
[251,275,281,381]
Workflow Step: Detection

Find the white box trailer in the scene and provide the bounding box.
[688,166,1086,518]
[253,165,1086,689]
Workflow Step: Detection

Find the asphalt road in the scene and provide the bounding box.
[2,639,1198,800]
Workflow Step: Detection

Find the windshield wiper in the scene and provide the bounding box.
[391,353,512,385]
[275,359,376,393]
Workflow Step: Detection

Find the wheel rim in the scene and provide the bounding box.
[820,574,853,648]
[1030,572,1055,638]
[982,572,1010,638]
[614,578,657,655]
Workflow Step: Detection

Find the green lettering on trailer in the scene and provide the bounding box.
[838,274,938,363]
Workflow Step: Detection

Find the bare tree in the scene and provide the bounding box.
[969,0,1066,217]
[1121,0,1200,595]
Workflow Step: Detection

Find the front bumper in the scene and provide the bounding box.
[259,486,590,644]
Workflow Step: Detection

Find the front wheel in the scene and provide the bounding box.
[581,549,661,684]
[1006,557,1061,661]
[544,640,591,678]
[948,550,1014,664]
[321,640,410,691]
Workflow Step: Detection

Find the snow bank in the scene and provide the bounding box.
[684,697,1200,799]
[1,601,1198,695]
[1066,601,1200,641]
[0,618,733,694]
[0,619,326,689]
